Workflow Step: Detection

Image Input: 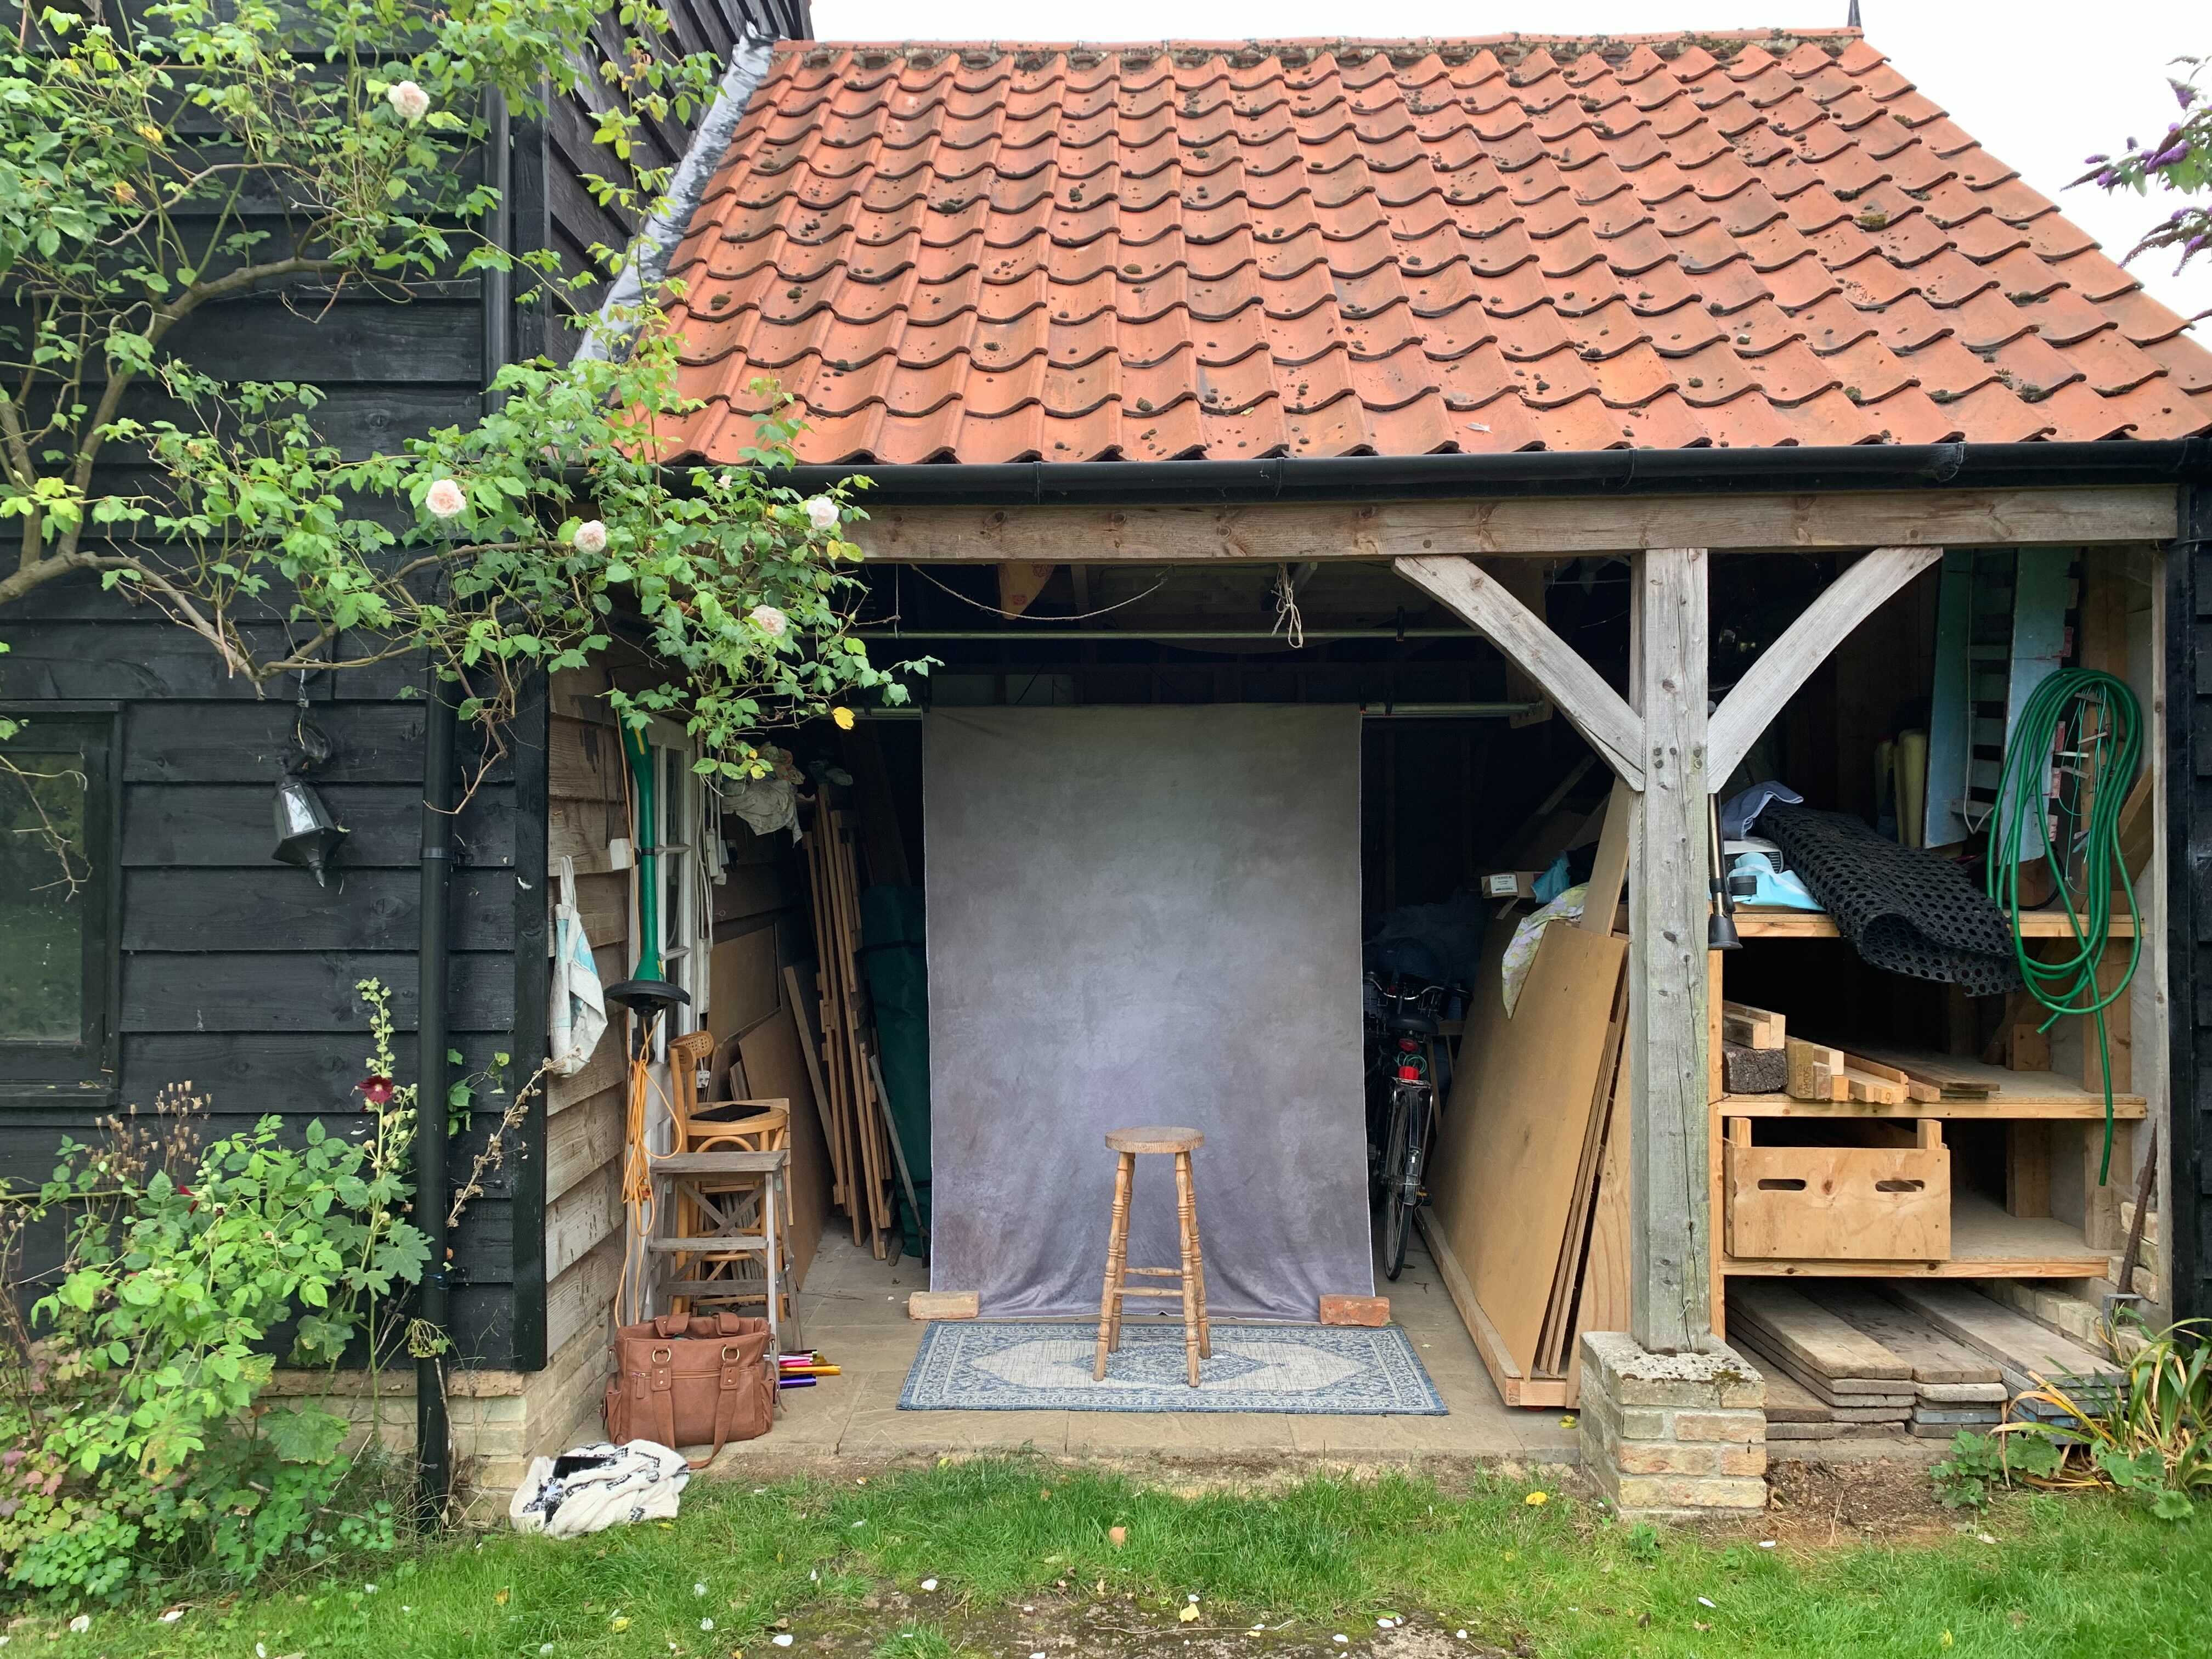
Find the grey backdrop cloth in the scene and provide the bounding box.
[923,706,1374,1319]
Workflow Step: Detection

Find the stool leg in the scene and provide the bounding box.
[1174,1150,1202,1386]
[1093,1150,1134,1381]
[1184,1152,1211,1358]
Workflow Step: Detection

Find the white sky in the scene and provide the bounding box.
[808,1,2211,327]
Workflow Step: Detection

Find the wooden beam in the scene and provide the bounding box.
[1628,546,1712,1355]
[1394,555,1645,789]
[853,489,2174,565]
[1707,545,1944,786]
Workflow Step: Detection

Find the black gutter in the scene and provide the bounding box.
[749,438,2212,507]
[415,676,456,1524]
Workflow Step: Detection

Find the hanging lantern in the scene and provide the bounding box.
[273,774,348,886]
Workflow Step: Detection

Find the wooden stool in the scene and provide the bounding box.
[1092,1126,1210,1385]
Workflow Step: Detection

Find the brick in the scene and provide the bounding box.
[1672,1409,1765,1443]
[1581,1333,1764,1410]
[909,1291,978,1321]
[1612,1474,1768,1513]
[1319,1295,1390,1327]
[1718,1444,1770,1478]
[1612,1441,1722,1477]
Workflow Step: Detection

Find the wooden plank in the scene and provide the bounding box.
[1722,1001,1786,1050]
[1725,1282,1912,1380]
[122,782,515,870]
[1566,1045,1632,1402]
[1628,545,1711,1355]
[737,1002,833,1292]
[549,1030,627,1114]
[1785,1037,1849,1103]
[1417,1213,1570,1407]
[543,1230,624,1360]
[1876,1280,2117,1382]
[1578,778,1634,932]
[1737,907,2137,939]
[545,1159,620,1283]
[854,489,2175,563]
[545,1086,624,1205]
[1707,546,1945,784]
[1808,1285,2003,1386]
[1539,973,1627,1373]
[1424,916,1628,1373]
[121,950,512,1033]
[549,713,627,803]
[1394,555,1645,788]
[121,867,509,952]
[2006,1120,2054,1218]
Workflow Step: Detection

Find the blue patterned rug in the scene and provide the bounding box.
[898,1321,1447,1414]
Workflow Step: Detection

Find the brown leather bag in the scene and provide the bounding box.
[604,1312,775,1466]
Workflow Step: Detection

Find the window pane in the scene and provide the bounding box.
[0,748,89,1042]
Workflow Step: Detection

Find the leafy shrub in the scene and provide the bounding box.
[1931,1320,2209,1520]
[0,1074,426,1601]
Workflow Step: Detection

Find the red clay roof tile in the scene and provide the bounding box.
[659,30,2212,463]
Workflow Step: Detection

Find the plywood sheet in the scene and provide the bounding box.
[709,928,781,1041]
[1425,916,1627,1374]
[737,1001,832,1290]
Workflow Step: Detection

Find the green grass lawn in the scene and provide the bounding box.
[19,1458,2210,1658]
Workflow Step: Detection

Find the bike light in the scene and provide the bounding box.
[1397,1064,1421,1082]
[1397,1036,1418,1052]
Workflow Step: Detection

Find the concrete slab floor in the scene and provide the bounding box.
[702,1230,1581,1475]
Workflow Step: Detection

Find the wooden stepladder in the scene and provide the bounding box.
[1092,1126,1211,1385]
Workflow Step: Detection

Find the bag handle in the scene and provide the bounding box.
[680,1341,774,1470]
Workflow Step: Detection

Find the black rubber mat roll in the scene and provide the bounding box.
[1758,803,2023,995]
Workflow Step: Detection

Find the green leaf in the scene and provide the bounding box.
[2151,1488,2194,1521]
[261,1406,349,1465]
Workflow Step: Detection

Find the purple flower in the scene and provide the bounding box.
[2177,81,2200,110]
[2098,169,2119,188]
[2085,153,2109,163]
[2154,144,2191,167]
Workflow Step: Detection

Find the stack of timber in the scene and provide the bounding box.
[799,794,896,1258]
[1726,1283,1915,1433]
[1421,782,1633,1408]
[1818,1286,2007,1436]
[1719,1002,1788,1096]
[1877,1282,2124,1421]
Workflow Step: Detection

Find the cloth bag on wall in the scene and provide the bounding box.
[548,855,609,1075]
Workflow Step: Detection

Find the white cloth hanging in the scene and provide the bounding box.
[507,1440,689,1537]
[548,855,610,1076]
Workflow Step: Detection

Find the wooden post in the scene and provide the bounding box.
[1628,547,1712,1355]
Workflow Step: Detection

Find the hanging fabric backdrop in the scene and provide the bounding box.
[923,706,1373,1319]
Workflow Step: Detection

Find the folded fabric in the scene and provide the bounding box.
[509,1440,690,1538]
[1500,884,1587,1015]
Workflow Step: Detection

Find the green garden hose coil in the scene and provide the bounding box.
[1983,667,2142,1182]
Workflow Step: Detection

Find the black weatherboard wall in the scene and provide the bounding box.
[0,1,804,1371]
[2168,481,2211,1327]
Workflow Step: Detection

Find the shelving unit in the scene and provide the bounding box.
[1708,913,2141,1345]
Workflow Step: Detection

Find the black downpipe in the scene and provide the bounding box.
[415,674,455,1521]
[2168,482,2209,1327]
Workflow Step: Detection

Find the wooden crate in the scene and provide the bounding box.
[1723,1119,1950,1262]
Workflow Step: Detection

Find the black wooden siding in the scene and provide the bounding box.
[0,1,801,1370]
[2168,482,2210,1326]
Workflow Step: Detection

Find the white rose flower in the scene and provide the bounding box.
[748,604,788,637]
[573,520,608,555]
[423,477,466,519]
[387,81,431,123]
[803,495,839,533]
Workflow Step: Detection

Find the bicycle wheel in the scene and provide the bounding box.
[1380,1086,1417,1280]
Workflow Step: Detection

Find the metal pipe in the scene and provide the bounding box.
[414,672,455,1525]
[858,701,1536,720]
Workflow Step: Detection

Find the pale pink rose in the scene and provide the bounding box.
[748,604,788,636]
[803,496,839,533]
[386,81,431,123]
[573,520,608,555]
[423,478,465,518]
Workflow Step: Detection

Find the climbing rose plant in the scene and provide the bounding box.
[0,0,909,775]
[2078,54,2212,280]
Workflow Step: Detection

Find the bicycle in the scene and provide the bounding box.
[1363,972,1446,1280]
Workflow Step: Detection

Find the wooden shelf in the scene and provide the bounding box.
[1718,1192,2112,1280]
[1735,906,2136,940]
[1718,1047,2145,1120]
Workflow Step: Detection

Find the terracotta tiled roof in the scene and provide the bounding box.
[656,31,2212,465]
